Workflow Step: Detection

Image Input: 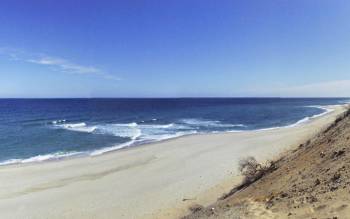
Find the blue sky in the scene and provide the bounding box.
[1,0,350,97]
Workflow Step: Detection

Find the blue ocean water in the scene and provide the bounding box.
[0,98,348,165]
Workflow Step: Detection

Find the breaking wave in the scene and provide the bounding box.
[180,119,246,128]
[0,151,85,166]
[0,105,337,166]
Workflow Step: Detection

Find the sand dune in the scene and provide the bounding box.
[184,106,350,219]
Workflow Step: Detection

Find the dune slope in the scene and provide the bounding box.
[184,109,350,219]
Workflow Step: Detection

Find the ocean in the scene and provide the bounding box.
[0,98,348,165]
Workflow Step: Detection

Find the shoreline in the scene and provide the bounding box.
[0,104,343,167]
[0,104,347,219]
[183,105,350,219]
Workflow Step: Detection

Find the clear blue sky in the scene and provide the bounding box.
[1,0,350,97]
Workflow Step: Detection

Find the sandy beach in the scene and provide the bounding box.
[0,105,347,219]
[184,105,350,219]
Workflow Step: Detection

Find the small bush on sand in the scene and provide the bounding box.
[238,156,261,182]
[238,156,275,184]
[220,156,277,200]
[188,204,204,213]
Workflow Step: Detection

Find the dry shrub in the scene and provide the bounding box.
[220,156,277,200]
[188,204,204,213]
[238,156,276,184]
[238,156,261,182]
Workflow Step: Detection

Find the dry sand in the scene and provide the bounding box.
[0,105,347,219]
[184,105,350,219]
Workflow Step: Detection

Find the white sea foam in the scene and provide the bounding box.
[89,122,197,155]
[62,122,86,128]
[52,120,65,125]
[181,118,246,128]
[0,151,84,166]
[89,140,136,156]
[139,130,198,141]
[289,105,336,127]
[55,121,191,142]
[305,105,335,118]
[0,130,183,164]
[90,130,198,156]
[28,106,338,164]
[0,159,22,165]
[52,119,66,124]
[55,122,97,133]
[97,123,142,139]
[53,107,337,143]
[254,105,336,131]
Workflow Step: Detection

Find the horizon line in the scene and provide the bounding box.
[0,97,348,99]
